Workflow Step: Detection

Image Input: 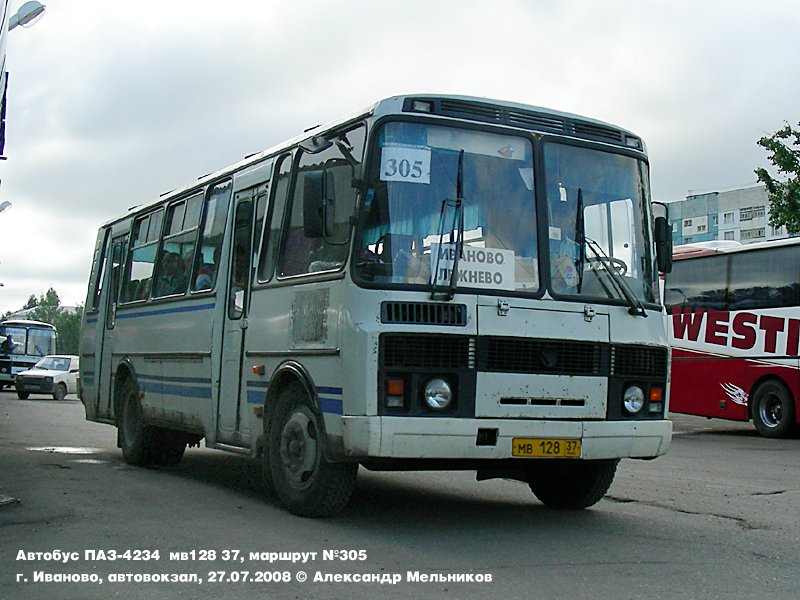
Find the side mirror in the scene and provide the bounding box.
[302,170,335,238]
[654,216,673,273]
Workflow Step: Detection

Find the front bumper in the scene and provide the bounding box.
[15,378,56,395]
[342,416,672,461]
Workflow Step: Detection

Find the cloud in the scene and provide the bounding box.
[1,0,800,313]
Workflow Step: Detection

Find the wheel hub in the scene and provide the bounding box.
[279,410,318,489]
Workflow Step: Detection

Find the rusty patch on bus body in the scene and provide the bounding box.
[291,288,329,344]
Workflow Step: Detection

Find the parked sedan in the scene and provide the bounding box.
[15,355,80,401]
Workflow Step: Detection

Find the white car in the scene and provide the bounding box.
[15,355,80,401]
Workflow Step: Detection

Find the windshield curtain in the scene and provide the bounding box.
[0,326,26,355]
[355,122,538,294]
[543,143,656,304]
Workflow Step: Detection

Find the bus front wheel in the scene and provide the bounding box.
[527,459,618,509]
[751,380,796,439]
[268,384,357,517]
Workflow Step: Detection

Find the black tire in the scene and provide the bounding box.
[751,380,796,439]
[16,391,29,400]
[52,383,67,401]
[527,459,619,509]
[268,384,357,517]
[156,429,187,465]
[118,378,160,466]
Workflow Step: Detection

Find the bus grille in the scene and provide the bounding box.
[381,302,467,326]
[478,337,606,376]
[382,334,476,369]
[380,334,667,380]
[611,345,669,379]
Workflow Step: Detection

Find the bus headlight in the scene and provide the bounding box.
[623,385,645,415]
[423,378,452,411]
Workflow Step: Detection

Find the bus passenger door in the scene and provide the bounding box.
[217,191,257,445]
[97,236,127,420]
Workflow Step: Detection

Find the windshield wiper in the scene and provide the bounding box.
[584,237,648,318]
[430,150,465,301]
[575,188,586,293]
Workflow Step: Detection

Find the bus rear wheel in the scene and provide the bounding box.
[527,459,618,509]
[119,379,160,466]
[268,384,357,517]
[751,380,796,439]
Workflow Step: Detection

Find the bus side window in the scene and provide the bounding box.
[257,154,293,282]
[120,209,163,303]
[90,229,111,312]
[192,180,232,292]
[153,192,203,298]
[278,125,365,278]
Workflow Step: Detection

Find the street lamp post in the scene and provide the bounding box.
[8,1,46,31]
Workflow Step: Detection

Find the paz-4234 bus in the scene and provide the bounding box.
[664,239,800,438]
[80,95,674,516]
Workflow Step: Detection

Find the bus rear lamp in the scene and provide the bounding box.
[623,385,645,415]
[423,377,452,411]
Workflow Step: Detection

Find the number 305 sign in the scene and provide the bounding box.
[380,145,431,184]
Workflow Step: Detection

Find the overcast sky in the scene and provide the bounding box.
[1,0,798,314]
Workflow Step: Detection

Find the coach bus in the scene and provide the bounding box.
[664,238,800,438]
[0,319,57,388]
[80,95,673,516]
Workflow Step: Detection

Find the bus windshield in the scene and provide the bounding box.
[544,143,656,304]
[0,324,56,357]
[355,122,539,294]
[355,121,656,304]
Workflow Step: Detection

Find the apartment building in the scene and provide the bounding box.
[665,184,789,246]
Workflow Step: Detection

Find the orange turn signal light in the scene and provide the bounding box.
[386,378,405,396]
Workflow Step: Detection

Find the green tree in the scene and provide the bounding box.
[23,294,39,310]
[27,287,83,355]
[755,121,800,234]
[53,306,83,355]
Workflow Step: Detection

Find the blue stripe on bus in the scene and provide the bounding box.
[317,386,343,395]
[244,381,343,414]
[319,397,343,415]
[137,373,212,400]
[246,380,267,405]
[317,386,343,415]
[116,302,215,320]
[137,374,212,385]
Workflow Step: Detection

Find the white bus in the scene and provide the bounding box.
[80,95,673,516]
[664,238,800,438]
[0,319,57,388]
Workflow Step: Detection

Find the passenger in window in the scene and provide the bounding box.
[194,246,220,291]
[282,228,320,275]
[156,252,182,296]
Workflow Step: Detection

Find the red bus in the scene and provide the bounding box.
[664,238,800,438]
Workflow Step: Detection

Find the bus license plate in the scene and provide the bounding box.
[512,438,581,458]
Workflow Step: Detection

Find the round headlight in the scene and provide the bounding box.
[623,385,645,414]
[423,378,452,411]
